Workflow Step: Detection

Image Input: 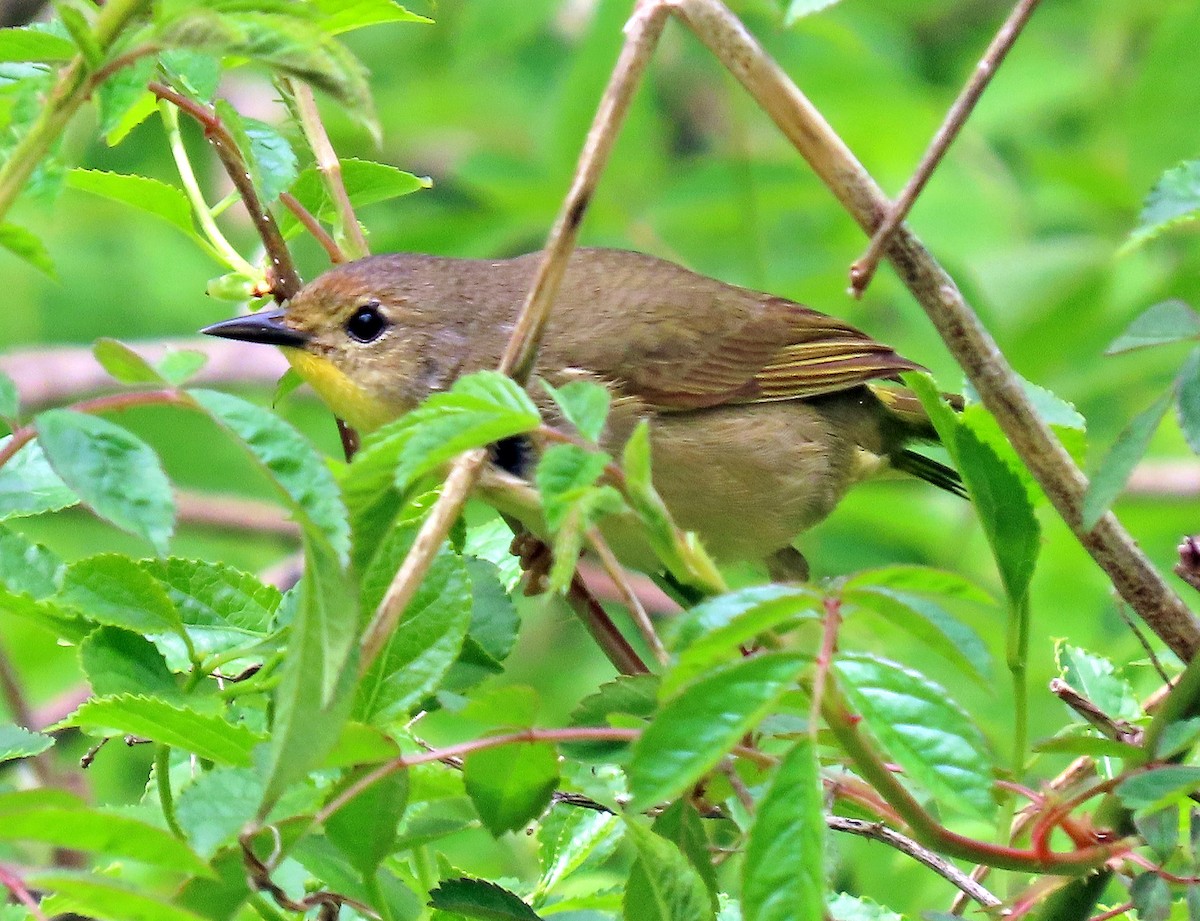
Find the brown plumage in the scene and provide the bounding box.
[204,248,960,579]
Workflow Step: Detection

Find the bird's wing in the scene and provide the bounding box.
[611,298,922,411]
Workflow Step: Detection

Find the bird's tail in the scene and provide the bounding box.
[869,383,967,499]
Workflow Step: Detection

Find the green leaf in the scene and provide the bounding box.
[1083,393,1172,529]
[93,338,166,385]
[0,222,54,277]
[464,740,558,837]
[541,379,611,442]
[842,565,995,604]
[260,532,358,810]
[96,56,155,141]
[280,158,431,236]
[565,674,659,762]
[536,443,611,531]
[742,739,823,921]
[67,169,197,239]
[174,766,264,859]
[1129,159,1200,247]
[1117,766,1200,813]
[58,554,183,637]
[844,586,993,685]
[190,389,350,562]
[1054,643,1140,722]
[663,585,820,696]
[623,819,714,921]
[35,409,175,553]
[0,439,78,519]
[381,371,540,492]
[272,367,305,406]
[161,11,375,122]
[1032,733,1140,759]
[356,515,473,725]
[1107,300,1200,354]
[826,893,904,921]
[1134,807,1179,863]
[0,798,209,874]
[0,28,76,62]
[429,877,544,920]
[1155,717,1200,760]
[157,349,208,386]
[80,626,182,699]
[0,369,17,423]
[217,101,297,205]
[835,652,996,818]
[1177,347,1200,454]
[0,525,61,597]
[443,556,520,692]
[312,0,432,34]
[0,724,53,763]
[1130,873,1171,921]
[34,872,210,921]
[535,806,620,898]
[159,48,221,101]
[57,4,101,66]
[325,766,408,877]
[627,653,808,812]
[56,694,264,766]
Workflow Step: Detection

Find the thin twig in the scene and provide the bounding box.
[586,525,668,665]
[670,0,1200,662]
[279,192,344,263]
[848,0,1044,296]
[1048,678,1140,744]
[0,864,48,921]
[1115,602,1172,685]
[359,0,671,671]
[149,81,302,300]
[285,80,369,260]
[809,594,842,733]
[566,568,652,675]
[828,817,1002,908]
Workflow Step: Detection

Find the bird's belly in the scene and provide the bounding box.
[642,401,859,563]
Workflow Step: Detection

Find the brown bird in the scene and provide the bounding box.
[203,248,960,580]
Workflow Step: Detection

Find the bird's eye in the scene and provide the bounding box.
[346,301,387,343]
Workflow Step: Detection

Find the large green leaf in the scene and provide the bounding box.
[742,739,824,921]
[626,653,808,812]
[280,157,431,236]
[0,27,76,62]
[325,766,408,876]
[1118,766,1200,814]
[312,0,431,33]
[67,169,198,239]
[464,741,559,837]
[0,439,78,520]
[535,806,620,899]
[835,653,996,818]
[1106,300,1200,354]
[34,873,210,921]
[58,554,184,639]
[429,877,544,920]
[622,819,714,921]
[79,627,183,700]
[35,410,175,553]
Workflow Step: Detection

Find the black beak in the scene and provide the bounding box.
[200,309,309,347]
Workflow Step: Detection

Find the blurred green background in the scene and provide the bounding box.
[4,0,1200,910]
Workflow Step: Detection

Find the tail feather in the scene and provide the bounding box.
[892,449,967,499]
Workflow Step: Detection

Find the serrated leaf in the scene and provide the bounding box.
[1129,159,1200,248]
[535,807,620,898]
[93,338,166,385]
[1134,807,1179,863]
[56,694,264,766]
[627,653,807,813]
[1083,392,1171,529]
[96,56,154,141]
[175,766,264,859]
[429,877,544,920]
[623,819,714,921]
[67,169,197,239]
[217,101,297,205]
[312,0,431,33]
[325,766,408,876]
[382,371,540,492]
[80,626,182,699]
[835,652,996,818]
[35,409,175,553]
[104,89,156,146]
[0,525,61,597]
[34,872,210,921]
[157,349,208,385]
[0,798,208,874]
[536,443,611,531]
[464,741,559,837]
[443,557,520,693]
[159,48,220,101]
[564,674,659,762]
[280,158,430,236]
[190,389,350,562]
[356,515,473,725]
[0,439,78,519]
[844,586,993,685]
[743,739,823,921]
[0,222,54,277]
[0,28,76,62]
[541,379,611,442]
[58,554,183,637]
[1177,347,1200,454]
[0,724,53,762]
[1130,872,1171,921]
[1054,643,1140,722]
[1117,766,1200,813]
[663,585,820,696]
[1107,300,1200,354]
[260,532,358,810]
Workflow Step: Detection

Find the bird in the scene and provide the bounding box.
[202,247,961,581]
